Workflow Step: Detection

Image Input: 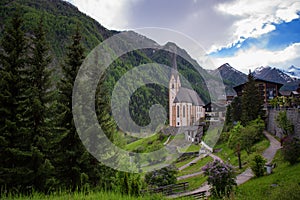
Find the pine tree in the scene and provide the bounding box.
[231,96,242,122]
[25,17,56,192]
[56,25,91,191]
[241,73,264,125]
[0,9,34,193]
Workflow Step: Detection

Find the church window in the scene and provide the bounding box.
[187,106,189,116]
[183,105,185,117]
[177,105,180,118]
[172,83,174,89]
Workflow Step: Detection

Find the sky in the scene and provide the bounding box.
[65,0,300,73]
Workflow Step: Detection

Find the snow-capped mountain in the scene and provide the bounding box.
[281,65,300,79]
[253,66,296,84]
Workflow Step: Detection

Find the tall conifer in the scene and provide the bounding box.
[241,73,264,125]
[56,25,89,191]
[25,16,56,192]
[0,9,33,193]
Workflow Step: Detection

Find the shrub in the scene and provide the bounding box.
[144,164,178,187]
[202,160,236,198]
[282,136,300,165]
[250,154,266,177]
[228,118,265,154]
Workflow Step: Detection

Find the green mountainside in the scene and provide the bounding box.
[0,0,228,128]
[0,0,116,67]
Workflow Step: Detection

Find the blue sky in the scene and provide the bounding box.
[210,17,300,56]
[65,0,300,73]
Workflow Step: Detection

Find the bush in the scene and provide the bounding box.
[228,118,265,154]
[202,160,236,198]
[144,164,178,187]
[250,154,266,177]
[282,136,300,165]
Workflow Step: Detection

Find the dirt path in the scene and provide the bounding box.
[262,131,281,163]
[237,131,281,185]
[169,131,281,198]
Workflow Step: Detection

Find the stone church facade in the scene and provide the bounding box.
[169,54,205,127]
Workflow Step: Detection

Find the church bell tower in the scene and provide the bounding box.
[169,52,181,126]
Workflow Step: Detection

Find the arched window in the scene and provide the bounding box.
[172,83,174,89]
[177,105,180,118]
[183,105,185,118]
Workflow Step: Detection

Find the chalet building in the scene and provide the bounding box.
[280,91,300,98]
[169,54,205,127]
[280,84,300,99]
[233,78,283,105]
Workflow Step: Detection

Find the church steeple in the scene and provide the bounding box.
[173,52,177,71]
[169,51,181,127]
[171,51,178,78]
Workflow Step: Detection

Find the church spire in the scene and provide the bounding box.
[173,52,177,71]
[171,51,178,79]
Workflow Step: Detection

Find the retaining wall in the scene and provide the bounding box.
[267,108,300,138]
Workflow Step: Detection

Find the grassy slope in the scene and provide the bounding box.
[177,174,207,191]
[178,156,213,177]
[235,150,300,200]
[175,156,197,169]
[125,134,167,152]
[214,137,270,173]
[2,190,165,200]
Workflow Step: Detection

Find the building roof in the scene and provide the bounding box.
[173,87,205,106]
[234,78,284,90]
[280,91,292,96]
[292,91,299,95]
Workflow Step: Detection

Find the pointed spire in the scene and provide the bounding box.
[170,49,179,79]
[173,52,177,71]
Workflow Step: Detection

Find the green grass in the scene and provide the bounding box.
[203,127,222,147]
[1,190,166,200]
[125,133,165,152]
[175,156,197,169]
[234,150,300,200]
[177,174,207,191]
[178,156,213,177]
[214,137,270,173]
[178,144,200,153]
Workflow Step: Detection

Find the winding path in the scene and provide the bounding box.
[236,131,281,185]
[169,131,281,198]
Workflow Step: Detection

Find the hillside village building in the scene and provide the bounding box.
[169,54,205,127]
[233,78,283,106]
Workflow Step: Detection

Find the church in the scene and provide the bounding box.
[169,54,205,127]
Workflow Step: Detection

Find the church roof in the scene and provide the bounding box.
[173,87,205,106]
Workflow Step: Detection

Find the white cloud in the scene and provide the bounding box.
[211,43,300,73]
[213,0,300,52]
[69,0,138,30]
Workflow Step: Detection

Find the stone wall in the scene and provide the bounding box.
[267,108,300,138]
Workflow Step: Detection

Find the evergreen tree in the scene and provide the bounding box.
[25,17,56,192]
[0,9,34,193]
[225,104,232,126]
[241,73,264,125]
[56,25,93,191]
[231,96,242,122]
